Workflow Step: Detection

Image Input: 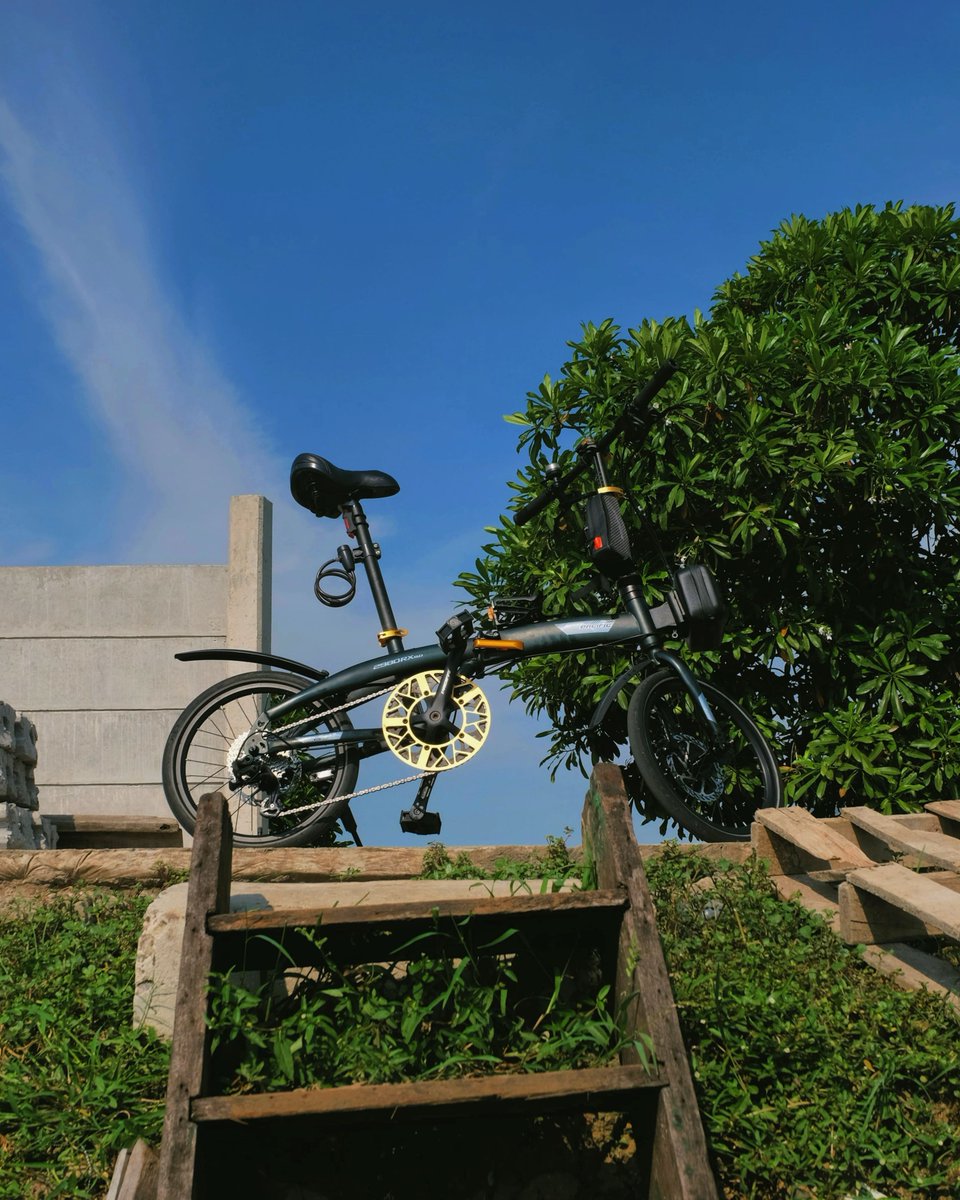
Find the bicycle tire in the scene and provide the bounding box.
[162,670,360,847]
[627,669,781,841]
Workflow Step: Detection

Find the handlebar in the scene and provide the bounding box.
[513,484,560,527]
[514,359,678,526]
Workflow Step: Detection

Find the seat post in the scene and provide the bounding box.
[345,500,406,654]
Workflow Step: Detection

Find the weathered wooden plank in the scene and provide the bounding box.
[839,884,936,945]
[924,800,960,836]
[108,1140,158,1200]
[46,815,181,833]
[0,849,194,885]
[843,862,960,941]
[46,814,183,850]
[192,1063,663,1125]
[753,807,873,873]
[208,888,624,934]
[583,763,718,1200]
[862,942,960,1010]
[849,812,941,831]
[771,873,840,920]
[156,794,232,1200]
[105,1147,130,1200]
[798,812,941,867]
[843,807,960,870]
[922,870,960,895]
[207,889,624,970]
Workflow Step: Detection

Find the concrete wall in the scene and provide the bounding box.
[0,495,271,818]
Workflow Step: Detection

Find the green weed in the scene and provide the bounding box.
[0,890,170,1199]
[646,849,960,1199]
[419,828,581,887]
[206,917,647,1094]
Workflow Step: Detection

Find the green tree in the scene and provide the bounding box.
[458,203,960,818]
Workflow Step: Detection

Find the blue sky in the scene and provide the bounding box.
[2,1,958,846]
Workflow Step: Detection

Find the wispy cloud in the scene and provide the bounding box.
[0,69,573,847]
[0,95,284,562]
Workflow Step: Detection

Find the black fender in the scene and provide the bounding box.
[588,648,715,733]
[588,662,646,731]
[175,648,331,683]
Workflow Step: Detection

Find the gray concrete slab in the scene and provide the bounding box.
[1,639,227,710]
[0,564,227,637]
[33,710,181,784]
[0,494,271,820]
[35,784,174,816]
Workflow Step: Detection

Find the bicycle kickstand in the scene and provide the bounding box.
[400,772,441,835]
[338,802,363,847]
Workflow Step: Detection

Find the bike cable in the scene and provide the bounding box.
[314,555,356,607]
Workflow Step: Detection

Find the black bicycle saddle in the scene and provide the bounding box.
[290,453,400,519]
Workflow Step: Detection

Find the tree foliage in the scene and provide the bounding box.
[457,203,960,817]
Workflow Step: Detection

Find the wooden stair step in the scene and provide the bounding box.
[839,861,960,944]
[862,942,960,1008]
[207,890,627,968]
[207,888,625,936]
[206,892,624,964]
[753,806,873,873]
[842,807,960,870]
[192,1063,664,1127]
[771,873,841,920]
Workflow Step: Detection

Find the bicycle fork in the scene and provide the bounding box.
[590,574,724,750]
[650,648,723,746]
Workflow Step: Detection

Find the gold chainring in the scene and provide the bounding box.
[382,671,491,771]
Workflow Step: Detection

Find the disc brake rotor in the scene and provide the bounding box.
[382,671,491,771]
[663,733,723,803]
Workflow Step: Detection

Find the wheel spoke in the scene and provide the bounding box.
[164,674,359,847]
[628,670,779,841]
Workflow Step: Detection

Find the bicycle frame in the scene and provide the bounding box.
[177,356,725,777]
[177,579,721,767]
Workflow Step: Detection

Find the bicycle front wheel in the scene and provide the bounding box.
[162,670,360,847]
[627,669,781,841]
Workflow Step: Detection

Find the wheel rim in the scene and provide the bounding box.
[645,679,767,833]
[175,682,349,840]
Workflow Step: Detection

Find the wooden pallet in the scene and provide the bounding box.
[136,763,716,1200]
[753,802,960,1007]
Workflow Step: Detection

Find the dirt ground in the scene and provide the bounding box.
[0,881,67,910]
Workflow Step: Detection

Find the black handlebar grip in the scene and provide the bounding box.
[513,487,557,527]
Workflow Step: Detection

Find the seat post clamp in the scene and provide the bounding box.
[377,628,408,646]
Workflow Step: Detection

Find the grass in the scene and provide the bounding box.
[418,828,581,883]
[206,918,650,1094]
[1,843,959,1198]
[0,889,169,1200]
[645,849,960,1200]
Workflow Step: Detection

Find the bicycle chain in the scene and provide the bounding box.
[257,682,427,818]
[270,770,430,818]
[269,682,396,736]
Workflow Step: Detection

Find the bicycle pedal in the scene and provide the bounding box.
[399,808,442,835]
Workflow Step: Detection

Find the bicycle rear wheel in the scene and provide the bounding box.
[627,669,781,841]
[162,670,359,847]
